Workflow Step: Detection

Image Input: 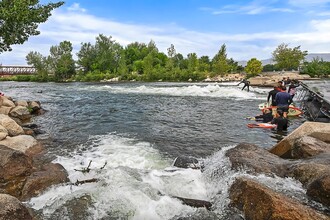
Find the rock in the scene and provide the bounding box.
[0,125,8,141]
[28,101,41,114]
[0,106,13,115]
[0,97,15,108]
[289,163,330,186]
[0,135,39,153]
[269,122,330,158]
[9,106,32,121]
[306,173,330,207]
[229,177,329,220]
[0,114,24,136]
[0,145,32,181]
[225,143,290,177]
[173,156,201,169]
[0,193,32,220]
[291,136,330,159]
[15,100,28,107]
[21,163,69,200]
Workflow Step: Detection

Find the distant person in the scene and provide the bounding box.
[237,79,250,92]
[288,80,300,99]
[285,77,291,85]
[275,86,292,118]
[271,110,288,131]
[255,109,273,123]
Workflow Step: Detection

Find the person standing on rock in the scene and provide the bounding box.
[237,79,250,92]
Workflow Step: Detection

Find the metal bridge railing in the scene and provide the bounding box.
[0,66,36,75]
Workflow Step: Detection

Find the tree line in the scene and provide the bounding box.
[1,1,329,82]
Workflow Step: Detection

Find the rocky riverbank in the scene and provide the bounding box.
[0,96,69,220]
[204,71,315,87]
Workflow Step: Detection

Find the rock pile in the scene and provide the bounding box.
[0,96,69,220]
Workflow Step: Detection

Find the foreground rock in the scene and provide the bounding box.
[229,177,329,220]
[269,121,330,158]
[0,193,32,220]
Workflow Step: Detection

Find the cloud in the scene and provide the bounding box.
[67,3,86,13]
[288,0,330,7]
[1,5,330,65]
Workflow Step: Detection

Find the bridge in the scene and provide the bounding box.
[0,66,36,76]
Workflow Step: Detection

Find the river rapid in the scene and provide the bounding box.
[1,80,329,219]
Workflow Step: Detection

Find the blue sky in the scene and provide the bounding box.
[1,0,330,65]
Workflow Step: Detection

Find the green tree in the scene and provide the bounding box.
[245,58,263,77]
[0,0,64,52]
[26,51,49,80]
[272,43,307,71]
[48,41,75,81]
[212,44,230,76]
[77,42,97,73]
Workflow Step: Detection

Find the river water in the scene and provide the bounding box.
[1,80,329,219]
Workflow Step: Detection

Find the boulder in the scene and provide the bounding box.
[0,97,15,108]
[0,125,8,141]
[21,163,69,200]
[306,173,330,207]
[269,122,330,158]
[15,100,28,107]
[291,136,330,159]
[9,106,32,121]
[229,177,329,220]
[173,156,201,169]
[225,143,290,177]
[0,106,13,115]
[28,101,41,114]
[0,135,39,153]
[0,114,24,136]
[0,145,32,181]
[0,193,32,220]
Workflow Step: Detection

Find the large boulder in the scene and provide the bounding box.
[307,173,330,207]
[229,177,329,220]
[15,100,28,107]
[0,193,32,220]
[0,145,32,181]
[290,136,330,159]
[0,97,15,108]
[225,143,290,177]
[0,106,13,115]
[0,135,39,153]
[0,114,24,136]
[269,122,330,158]
[9,106,32,122]
[21,163,69,201]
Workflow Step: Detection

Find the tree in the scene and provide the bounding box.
[212,44,230,76]
[272,43,307,71]
[0,0,64,52]
[48,41,75,81]
[245,58,263,77]
[26,51,49,80]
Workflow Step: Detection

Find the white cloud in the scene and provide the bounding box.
[67,3,86,13]
[288,0,330,7]
[1,7,330,65]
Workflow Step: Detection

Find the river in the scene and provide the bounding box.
[1,79,329,219]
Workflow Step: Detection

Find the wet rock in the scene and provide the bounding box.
[173,156,201,169]
[28,101,41,114]
[229,177,329,220]
[225,143,290,177]
[0,193,32,220]
[289,163,330,186]
[21,163,69,201]
[48,195,93,220]
[270,122,330,158]
[306,173,330,207]
[291,136,330,159]
[0,114,24,136]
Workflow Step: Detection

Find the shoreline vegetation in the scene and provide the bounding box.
[0,90,329,219]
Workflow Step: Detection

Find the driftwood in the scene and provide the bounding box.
[71,178,99,186]
[74,160,107,173]
[172,196,212,210]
